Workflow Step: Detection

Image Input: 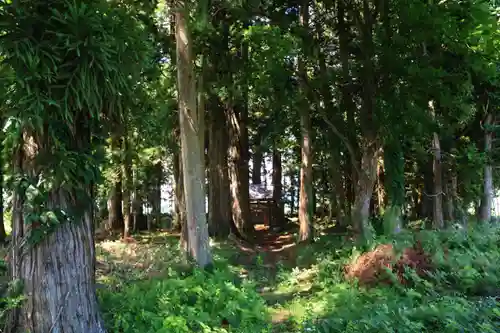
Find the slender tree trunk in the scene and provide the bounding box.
[376,157,386,215]
[0,138,6,243]
[174,149,187,252]
[122,135,132,238]
[131,167,144,232]
[443,170,454,222]
[383,142,404,234]
[431,132,444,228]
[228,104,252,236]
[338,0,356,220]
[298,0,313,242]
[208,97,231,238]
[421,160,433,220]
[252,144,263,185]
[479,113,493,222]
[152,162,162,228]
[272,147,283,224]
[175,2,212,267]
[107,134,124,232]
[351,0,379,240]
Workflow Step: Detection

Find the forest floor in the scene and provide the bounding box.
[1,220,499,332]
[95,221,327,330]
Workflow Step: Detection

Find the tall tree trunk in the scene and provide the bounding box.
[443,168,454,222]
[131,166,144,232]
[338,0,356,220]
[175,2,212,267]
[351,0,379,241]
[289,170,297,215]
[431,131,444,228]
[208,97,231,238]
[383,141,404,234]
[228,104,252,236]
[107,134,124,232]
[252,144,263,185]
[352,146,378,239]
[122,135,132,238]
[152,162,163,228]
[173,148,187,249]
[421,160,434,220]
[272,147,283,224]
[9,133,105,333]
[0,136,6,243]
[298,0,313,242]
[479,113,493,222]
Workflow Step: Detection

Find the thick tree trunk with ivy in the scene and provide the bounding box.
[208,98,231,238]
[175,3,212,267]
[122,135,133,238]
[9,134,106,333]
[298,0,313,242]
[479,113,493,222]
[107,134,124,232]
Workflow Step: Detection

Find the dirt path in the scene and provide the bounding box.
[227,224,311,326]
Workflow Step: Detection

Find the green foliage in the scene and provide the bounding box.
[271,225,500,332]
[0,0,156,240]
[99,268,270,333]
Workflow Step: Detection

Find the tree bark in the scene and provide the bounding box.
[383,142,404,234]
[352,146,379,239]
[479,113,493,222]
[227,104,252,236]
[175,2,212,268]
[151,162,162,229]
[122,135,132,238]
[298,0,313,242]
[252,141,263,185]
[106,134,124,232]
[208,97,231,239]
[289,170,297,215]
[0,138,6,243]
[174,148,187,252]
[350,0,379,240]
[9,134,105,333]
[272,147,283,225]
[431,132,444,228]
[131,167,144,232]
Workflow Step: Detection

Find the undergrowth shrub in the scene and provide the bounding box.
[99,267,270,333]
[288,224,500,332]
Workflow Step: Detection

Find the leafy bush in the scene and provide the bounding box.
[99,267,270,333]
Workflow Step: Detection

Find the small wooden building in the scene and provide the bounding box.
[249,184,284,229]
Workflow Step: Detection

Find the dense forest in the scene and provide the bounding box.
[0,0,500,332]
